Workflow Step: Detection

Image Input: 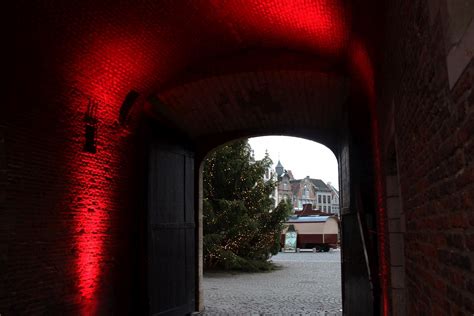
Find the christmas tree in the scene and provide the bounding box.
[203,139,292,271]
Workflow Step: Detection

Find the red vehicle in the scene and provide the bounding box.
[281,215,340,252]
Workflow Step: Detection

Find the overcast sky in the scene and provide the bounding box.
[248,136,339,189]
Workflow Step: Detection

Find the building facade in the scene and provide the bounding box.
[326,182,340,217]
[272,161,338,215]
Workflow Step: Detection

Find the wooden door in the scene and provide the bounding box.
[339,132,376,315]
[148,139,195,315]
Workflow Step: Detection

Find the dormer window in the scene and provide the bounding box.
[303,185,309,198]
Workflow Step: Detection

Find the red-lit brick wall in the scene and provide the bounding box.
[3,1,354,313]
[379,0,474,314]
[4,0,471,314]
[2,1,378,313]
[2,4,152,314]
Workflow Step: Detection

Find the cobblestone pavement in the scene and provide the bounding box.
[201,250,342,315]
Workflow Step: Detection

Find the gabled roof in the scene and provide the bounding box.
[327,182,339,196]
[290,181,300,195]
[289,178,331,192]
[286,170,295,180]
[309,179,331,191]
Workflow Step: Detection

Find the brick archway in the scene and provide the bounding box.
[7,0,472,315]
[5,1,385,314]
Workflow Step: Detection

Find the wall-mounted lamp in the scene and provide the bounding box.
[83,98,98,153]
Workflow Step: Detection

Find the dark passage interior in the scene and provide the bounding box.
[2,1,473,315]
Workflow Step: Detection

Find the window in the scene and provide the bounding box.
[303,185,309,198]
[328,206,331,212]
[323,206,326,211]
[318,195,321,203]
[323,196,326,203]
[328,195,332,203]
[283,182,287,189]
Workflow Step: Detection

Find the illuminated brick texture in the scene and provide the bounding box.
[2,0,472,315]
[378,1,474,315]
[3,2,356,314]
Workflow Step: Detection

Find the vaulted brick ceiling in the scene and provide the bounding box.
[139,0,361,146]
[155,70,349,145]
[18,0,376,147]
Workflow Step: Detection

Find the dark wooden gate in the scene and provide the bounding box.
[147,136,195,315]
[339,118,378,315]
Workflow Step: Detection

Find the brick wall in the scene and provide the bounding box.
[2,4,152,314]
[2,2,351,313]
[2,60,141,314]
[379,0,473,314]
[4,0,472,314]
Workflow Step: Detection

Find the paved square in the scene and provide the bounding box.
[202,251,342,315]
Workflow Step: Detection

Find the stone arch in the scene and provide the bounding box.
[4,1,392,315]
